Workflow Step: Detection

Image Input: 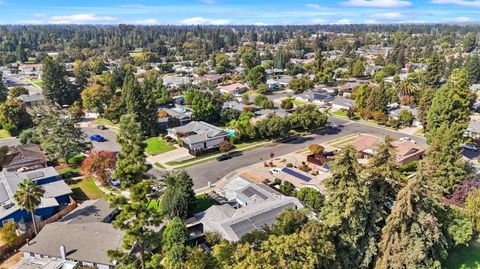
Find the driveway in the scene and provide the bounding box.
[81,126,121,152]
[146,147,192,168]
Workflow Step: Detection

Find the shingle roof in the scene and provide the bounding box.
[59,199,115,224]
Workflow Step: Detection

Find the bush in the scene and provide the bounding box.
[399,161,417,173]
[296,188,325,212]
[286,163,293,168]
[279,181,296,196]
[68,154,86,166]
[219,140,234,152]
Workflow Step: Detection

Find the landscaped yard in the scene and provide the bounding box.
[69,177,105,201]
[32,80,44,88]
[332,110,360,120]
[193,194,219,214]
[145,138,176,155]
[444,237,480,269]
[0,130,11,139]
[291,99,305,106]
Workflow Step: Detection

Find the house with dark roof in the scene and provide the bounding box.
[196,177,303,242]
[3,144,48,172]
[18,93,45,107]
[157,107,192,130]
[0,167,71,227]
[167,121,229,155]
[20,199,122,269]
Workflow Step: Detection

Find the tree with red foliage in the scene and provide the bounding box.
[81,150,116,186]
[448,179,480,205]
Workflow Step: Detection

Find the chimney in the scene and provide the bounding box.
[60,245,66,261]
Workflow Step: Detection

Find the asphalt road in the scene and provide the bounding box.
[187,117,427,189]
[81,126,121,152]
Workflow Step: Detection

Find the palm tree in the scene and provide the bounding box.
[14,180,45,235]
[396,80,417,96]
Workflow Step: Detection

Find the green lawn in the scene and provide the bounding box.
[154,162,166,169]
[58,167,80,175]
[95,118,117,127]
[0,130,11,139]
[193,194,219,214]
[444,237,480,269]
[32,80,44,88]
[332,110,360,120]
[145,138,176,155]
[291,99,305,106]
[69,177,105,201]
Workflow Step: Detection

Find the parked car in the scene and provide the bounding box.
[462,144,479,151]
[216,154,231,161]
[97,124,107,130]
[269,168,282,174]
[90,134,106,142]
[399,137,416,144]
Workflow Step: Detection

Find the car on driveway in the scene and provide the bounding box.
[399,137,416,144]
[462,143,479,151]
[97,124,107,130]
[90,134,106,142]
[216,154,231,161]
[269,168,282,174]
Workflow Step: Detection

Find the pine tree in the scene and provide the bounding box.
[321,146,370,268]
[42,56,75,105]
[114,114,148,185]
[375,178,447,269]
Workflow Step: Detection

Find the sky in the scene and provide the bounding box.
[0,0,480,25]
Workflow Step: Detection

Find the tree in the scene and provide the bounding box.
[465,54,480,83]
[296,188,324,212]
[80,150,116,186]
[220,107,240,124]
[256,114,291,139]
[351,59,365,77]
[219,140,233,153]
[69,100,85,121]
[42,56,75,105]
[0,98,32,131]
[81,83,113,114]
[184,247,218,269]
[35,110,91,162]
[184,89,223,123]
[240,47,261,70]
[0,221,18,248]
[308,144,324,155]
[279,181,296,196]
[288,77,314,94]
[396,80,417,97]
[13,180,44,235]
[280,98,293,110]
[8,87,28,98]
[375,179,447,269]
[214,53,231,74]
[159,171,196,219]
[465,188,480,232]
[423,52,444,88]
[464,32,477,53]
[108,180,162,269]
[0,72,7,103]
[291,104,328,131]
[246,66,266,88]
[321,146,370,268]
[417,87,435,128]
[162,217,188,251]
[426,69,470,142]
[114,114,147,185]
[398,109,413,126]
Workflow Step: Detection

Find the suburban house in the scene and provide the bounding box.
[218,83,248,96]
[162,76,190,88]
[0,167,72,226]
[193,74,224,86]
[295,90,334,106]
[3,144,48,172]
[20,199,122,269]
[350,134,425,165]
[223,100,258,112]
[331,96,355,110]
[157,107,192,130]
[167,121,230,155]
[466,121,480,139]
[388,106,421,127]
[18,93,45,107]
[196,177,303,242]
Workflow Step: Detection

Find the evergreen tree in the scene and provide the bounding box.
[159,171,196,220]
[42,56,75,105]
[114,114,148,185]
[423,52,444,88]
[417,87,435,128]
[375,178,447,269]
[465,54,480,84]
[321,146,370,268]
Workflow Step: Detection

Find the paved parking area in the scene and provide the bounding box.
[81,126,121,152]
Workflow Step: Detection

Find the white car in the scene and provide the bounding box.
[269,168,282,174]
[399,137,416,144]
[462,144,479,151]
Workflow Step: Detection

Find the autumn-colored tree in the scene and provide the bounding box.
[0,221,18,248]
[219,140,234,153]
[308,144,325,155]
[81,150,116,186]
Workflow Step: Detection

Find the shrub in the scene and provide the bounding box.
[286,163,293,168]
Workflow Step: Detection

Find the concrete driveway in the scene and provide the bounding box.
[81,126,121,153]
[146,147,193,168]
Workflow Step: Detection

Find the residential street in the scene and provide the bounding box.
[187,117,427,189]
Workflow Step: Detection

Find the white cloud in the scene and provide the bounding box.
[48,14,116,24]
[305,4,322,9]
[364,19,379,24]
[180,17,229,25]
[132,19,160,25]
[254,22,268,26]
[431,0,480,7]
[310,18,326,24]
[375,12,405,19]
[334,19,352,24]
[445,16,473,22]
[342,0,411,8]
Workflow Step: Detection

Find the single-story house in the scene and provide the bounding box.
[223,101,258,112]
[466,121,480,139]
[3,144,48,172]
[331,96,355,110]
[296,90,334,106]
[157,107,192,130]
[162,76,190,88]
[196,177,303,242]
[18,93,45,107]
[167,121,229,155]
[218,83,248,96]
[388,106,421,127]
[21,199,122,269]
[0,167,72,226]
[193,74,224,86]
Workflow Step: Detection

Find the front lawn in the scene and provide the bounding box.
[69,177,105,201]
[291,99,304,106]
[145,138,176,155]
[193,194,219,214]
[332,110,360,120]
[444,237,480,269]
[33,80,44,88]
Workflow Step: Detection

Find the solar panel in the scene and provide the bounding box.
[26,171,45,180]
[281,167,311,182]
[241,186,268,200]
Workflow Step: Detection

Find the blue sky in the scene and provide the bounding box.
[0,0,480,25]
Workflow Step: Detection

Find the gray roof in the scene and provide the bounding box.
[197,177,303,241]
[168,121,228,145]
[388,106,418,118]
[59,199,116,224]
[331,96,355,108]
[467,121,480,134]
[21,222,123,266]
[18,93,45,103]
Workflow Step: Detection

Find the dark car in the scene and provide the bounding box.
[216,154,231,161]
[97,124,107,130]
[90,134,106,142]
